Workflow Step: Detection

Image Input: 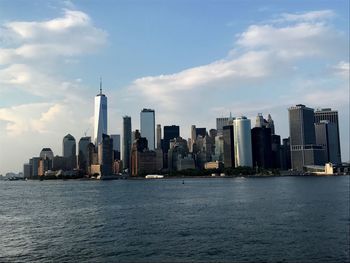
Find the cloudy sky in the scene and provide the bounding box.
[0,0,349,174]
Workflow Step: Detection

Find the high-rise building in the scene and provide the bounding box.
[213,135,224,162]
[190,125,196,152]
[98,134,114,176]
[266,114,275,135]
[162,125,180,168]
[63,134,76,170]
[123,116,132,170]
[23,163,32,178]
[315,121,340,164]
[39,148,54,160]
[288,104,325,171]
[111,134,121,160]
[314,108,341,163]
[251,127,272,169]
[271,134,281,168]
[29,157,41,178]
[140,109,155,150]
[223,125,234,168]
[156,124,162,149]
[78,136,91,173]
[281,138,291,170]
[39,148,53,171]
[233,117,252,167]
[94,79,107,146]
[217,117,230,135]
[196,128,206,138]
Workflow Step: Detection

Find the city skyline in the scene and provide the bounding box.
[0,0,349,175]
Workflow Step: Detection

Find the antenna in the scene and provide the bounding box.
[84,127,90,137]
[99,76,102,94]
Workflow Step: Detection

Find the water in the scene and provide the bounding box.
[0,176,349,262]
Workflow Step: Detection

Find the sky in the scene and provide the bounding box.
[0,0,349,175]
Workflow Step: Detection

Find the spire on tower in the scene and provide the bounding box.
[100,77,102,94]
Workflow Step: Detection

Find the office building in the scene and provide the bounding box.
[63,134,76,170]
[162,125,180,168]
[167,137,189,171]
[123,116,132,170]
[23,163,32,178]
[233,117,253,167]
[271,134,281,168]
[251,127,272,169]
[213,135,224,162]
[111,134,121,160]
[98,134,114,176]
[314,108,341,163]
[78,136,91,173]
[156,124,162,149]
[216,117,230,135]
[39,148,54,160]
[281,138,292,170]
[223,125,234,168]
[140,109,155,150]
[94,79,108,146]
[288,104,325,171]
[29,157,41,178]
[196,128,206,138]
[315,121,340,164]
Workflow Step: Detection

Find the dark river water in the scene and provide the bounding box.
[0,176,349,262]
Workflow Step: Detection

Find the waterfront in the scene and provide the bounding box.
[0,176,349,262]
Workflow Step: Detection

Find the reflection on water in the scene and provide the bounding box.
[0,176,349,262]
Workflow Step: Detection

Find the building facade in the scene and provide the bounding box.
[289,104,325,171]
[233,117,252,167]
[94,81,107,146]
[140,109,155,150]
[314,108,341,163]
[223,125,234,168]
[78,136,91,174]
[123,116,132,170]
[251,127,272,169]
[315,121,340,164]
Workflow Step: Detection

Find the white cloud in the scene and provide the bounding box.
[279,10,335,22]
[0,9,107,65]
[236,22,346,59]
[332,61,350,78]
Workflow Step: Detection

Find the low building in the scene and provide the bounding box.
[204,161,223,170]
[177,155,195,170]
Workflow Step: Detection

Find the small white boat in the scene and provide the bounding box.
[145,175,164,179]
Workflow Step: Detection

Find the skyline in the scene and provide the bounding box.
[0,0,349,175]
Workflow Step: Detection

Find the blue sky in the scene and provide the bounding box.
[0,0,349,174]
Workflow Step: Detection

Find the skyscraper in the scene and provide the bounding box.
[78,136,91,173]
[288,104,325,171]
[223,125,234,168]
[156,124,162,149]
[251,127,272,169]
[111,134,121,160]
[94,79,107,146]
[315,121,340,164]
[314,108,341,163]
[63,134,76,170]
[233,117,252,167]
[140,109,155,150]
[98,134,114,176]
[123,116,132,170]
[163,125,180,168]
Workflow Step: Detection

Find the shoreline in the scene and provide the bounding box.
[2,173,349,181]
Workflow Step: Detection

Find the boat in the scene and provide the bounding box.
[145,175,164,179]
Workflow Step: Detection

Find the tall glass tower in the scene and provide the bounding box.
[94,79,107,146]
[233,116,253,167]
[123,116,132,169]
[140,109,155,150]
